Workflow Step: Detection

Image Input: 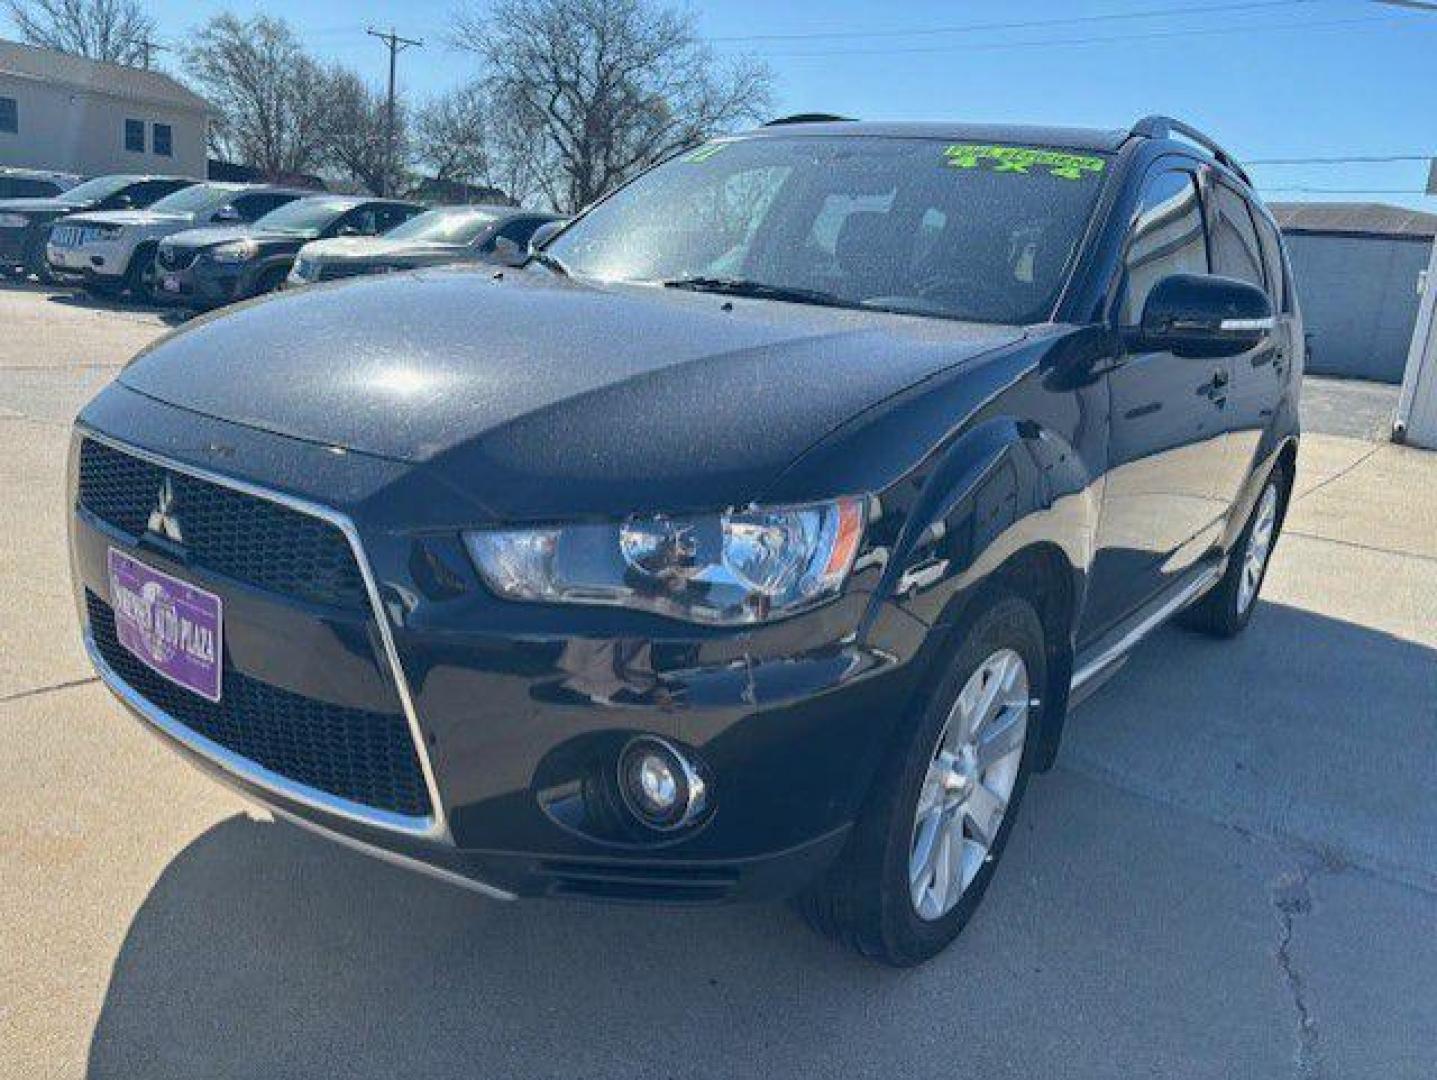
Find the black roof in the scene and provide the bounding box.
[744,120,1130,153]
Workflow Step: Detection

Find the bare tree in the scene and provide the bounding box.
[453,0,771,212]
[322,67,402,195]
[414,82,490,186]
[5,0,157,66]
[184,15,331,178]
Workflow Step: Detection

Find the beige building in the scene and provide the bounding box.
[0,39,207,179]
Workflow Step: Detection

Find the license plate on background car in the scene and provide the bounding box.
[162,275,180,293]
[107,549,223,702]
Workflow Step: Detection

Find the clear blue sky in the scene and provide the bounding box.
[8,0,1436,207]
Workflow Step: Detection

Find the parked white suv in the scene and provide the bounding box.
[46,183,310,299]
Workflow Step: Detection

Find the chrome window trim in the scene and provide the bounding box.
[74,426,451,843]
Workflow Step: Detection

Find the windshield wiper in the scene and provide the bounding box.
[662,276,859,310]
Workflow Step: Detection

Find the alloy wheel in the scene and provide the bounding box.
[1238,484,1279,615]
[908,647,1030,921]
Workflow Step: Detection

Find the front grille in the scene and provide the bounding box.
[88,591,430,818]
[51,223,113,248]
[77,439,367,610]
[157,246,197,271]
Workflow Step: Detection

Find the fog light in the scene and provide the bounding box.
[618,737,707,831]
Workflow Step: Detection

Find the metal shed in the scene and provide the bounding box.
[1270,202,1437,384]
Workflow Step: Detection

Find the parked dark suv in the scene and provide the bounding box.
[154,195,424,309]
[69,116,1300,964]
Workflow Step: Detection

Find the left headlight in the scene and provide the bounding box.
[208,239,257,264]
[464,497,866,626]
[0,213,29,228]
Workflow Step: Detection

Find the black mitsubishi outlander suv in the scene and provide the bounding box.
[69,115,1300,965]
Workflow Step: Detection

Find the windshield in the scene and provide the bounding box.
[54,175,140,203]
[385,208,500,244]
[547,135,1110,324]
[252,197,355,233]
[146,185,239,215]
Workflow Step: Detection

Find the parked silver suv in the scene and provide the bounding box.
[46,183,312,299]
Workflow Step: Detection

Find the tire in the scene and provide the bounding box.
[796,592,1047,966]
[123,244,158,300]
[1179,463,1289,638]
[251,266,289,298]
[22,233,53,284]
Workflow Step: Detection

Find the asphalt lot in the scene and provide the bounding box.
[1,280,1434,1080]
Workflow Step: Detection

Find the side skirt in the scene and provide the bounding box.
[1068,559,1225,708]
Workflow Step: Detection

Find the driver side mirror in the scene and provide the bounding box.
[1135,273,1274,358]
[211,205,243,224]
[528,219,566,254]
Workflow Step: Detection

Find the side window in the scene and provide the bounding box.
[1121,169,1208,325]
[1251,210,1289,313]
[231,193,291,221]
[124,119,145,153]
[0,96,17,134]
[153,123,173,157]
[373,205,416,233]
[1209,182,1266,290]
[497,216,546,248]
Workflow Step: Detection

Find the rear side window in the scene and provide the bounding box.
[0,178,59,198]
[1209,182,1266,290]
[1121,169,1208,325]
[232,192,296,221]
[1251,210,1289,313]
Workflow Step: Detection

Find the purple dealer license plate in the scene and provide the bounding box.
[107,548,223,703]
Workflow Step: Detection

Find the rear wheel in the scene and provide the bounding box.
[1180,465,1288,637]
[796,592,1045,965]
[123,244,159,301]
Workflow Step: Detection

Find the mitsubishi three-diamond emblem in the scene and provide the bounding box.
[146,475,184,543]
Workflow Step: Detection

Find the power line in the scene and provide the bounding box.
[1248,154,1435,165]
[367,27,424,197]
[1260,186,1431,193]
[716,12,1428,58]
[709,0,1322,43]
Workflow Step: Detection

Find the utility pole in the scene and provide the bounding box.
[366,27,423,197]
[137,38,168,71]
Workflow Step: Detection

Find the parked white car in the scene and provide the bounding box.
[45,182,312,299]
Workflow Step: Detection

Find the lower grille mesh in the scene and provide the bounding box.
[88,591,430,819]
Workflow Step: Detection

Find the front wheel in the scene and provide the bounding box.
[796,592,1046,965]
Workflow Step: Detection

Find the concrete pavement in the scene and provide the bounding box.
[1,282,1433,1079]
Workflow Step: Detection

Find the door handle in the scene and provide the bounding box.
[1210,368,1230,389]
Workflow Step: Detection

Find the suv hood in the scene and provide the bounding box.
[120,268,1023,516]
[0,196,87,214]
[166,224,302,250]
[71,209,191,228]
[305,236,458,261]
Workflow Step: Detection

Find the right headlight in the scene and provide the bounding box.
[208,239,258,264]
[464,497,865,626]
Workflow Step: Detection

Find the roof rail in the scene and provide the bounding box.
[763,113,855,126]
[1130,115,1252,186]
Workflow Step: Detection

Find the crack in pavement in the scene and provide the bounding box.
[0,675,99,706]
[1269,852,1341,1080]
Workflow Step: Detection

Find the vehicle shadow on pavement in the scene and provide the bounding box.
[83,602,1434,1079]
